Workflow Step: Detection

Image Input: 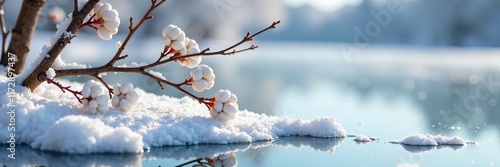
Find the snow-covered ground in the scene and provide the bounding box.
[0,78,347,154]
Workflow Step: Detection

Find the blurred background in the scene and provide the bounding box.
[4,0,500,46]
[4,0,500,140]
[2,0,500,166]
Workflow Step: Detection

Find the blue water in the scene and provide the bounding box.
[3,43,500,166]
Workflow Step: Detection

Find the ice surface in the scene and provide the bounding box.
[0,78,346,153]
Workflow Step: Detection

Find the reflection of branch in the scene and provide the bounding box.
[0,0,9,65]
[174,158,213,167]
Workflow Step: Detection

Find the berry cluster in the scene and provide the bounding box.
[162,25,202,68]
[93,3,120,40]
[190,64,215,92]
[210,90,239,124]
[111,83,139,112]
[81,80,110,114]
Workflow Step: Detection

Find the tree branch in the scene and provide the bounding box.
[22,0,100,90]
[54,21,280,78]
[1,0,45,73]
[53,21,279,108]
[149,21,280,67]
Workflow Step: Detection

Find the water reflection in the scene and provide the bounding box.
[1,137,344,167]
[0,145,141,167]
[274,137,344,153]
[399,144,465,154]
[173,152,237,167]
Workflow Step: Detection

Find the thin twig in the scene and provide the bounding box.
[141,71,213,109]
[107,0,166,66]
[92,74,113,97]
[42,75,83,103]
[0,0,9,61]
[148,21,281,68]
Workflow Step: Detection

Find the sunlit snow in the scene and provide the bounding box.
[0,78,346,153]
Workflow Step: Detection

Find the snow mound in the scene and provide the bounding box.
[391,134,469,146]
[0,79,346,154]
[31,115,143,153]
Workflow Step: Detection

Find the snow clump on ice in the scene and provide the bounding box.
[392,134,469,146]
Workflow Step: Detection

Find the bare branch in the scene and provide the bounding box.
[107,0,166,66]
[92,74,113,98]
[49,21,278,109]
[55,21,280,78]
[53,21,280,104]
[150,21,281,67]
[141,71,213,109]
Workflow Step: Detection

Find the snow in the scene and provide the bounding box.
[116,41,122,48]
[118,62,148,68]
[148,70,166,80]
[45,68,56,79]
[353,135,375,142]
[52,56,90,70]
[0,78,346,154]
[391,134,469,146]
[30,115,143,153]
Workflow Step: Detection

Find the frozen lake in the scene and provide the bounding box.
[3,39,500,166]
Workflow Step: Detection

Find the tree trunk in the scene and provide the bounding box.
[21,0,99,91]
[1,0,45,74]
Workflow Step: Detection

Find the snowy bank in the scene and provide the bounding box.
[0,78,346,154]
[390,134,471,146]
